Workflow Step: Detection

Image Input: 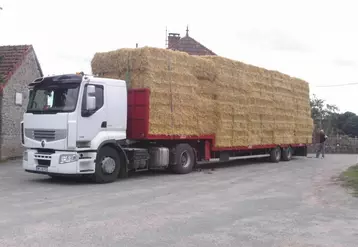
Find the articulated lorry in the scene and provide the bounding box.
[22,47,312,183]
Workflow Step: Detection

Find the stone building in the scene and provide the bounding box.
[0,45,43,160]
[167,27,217,56]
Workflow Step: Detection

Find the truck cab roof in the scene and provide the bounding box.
[29,74,126,87]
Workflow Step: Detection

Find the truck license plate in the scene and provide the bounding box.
[36,166,48,172]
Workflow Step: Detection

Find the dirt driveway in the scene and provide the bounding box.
[0,154,357,247]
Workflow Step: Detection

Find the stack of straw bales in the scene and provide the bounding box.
[91,47,313,147]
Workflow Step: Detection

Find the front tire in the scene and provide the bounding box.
[171,144,195,174]
[93,146,121,183]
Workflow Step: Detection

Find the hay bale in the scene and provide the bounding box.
[91,47,313,147]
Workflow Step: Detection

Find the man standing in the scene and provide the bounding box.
[316,129,327,158]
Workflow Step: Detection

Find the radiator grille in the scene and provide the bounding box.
[25,129,66,142]
[34,130,56,141]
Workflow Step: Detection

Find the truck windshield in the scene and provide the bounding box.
[27,83,80,113]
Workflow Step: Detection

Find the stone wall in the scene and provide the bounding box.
[308,135,358,154]
[0,50,42,160]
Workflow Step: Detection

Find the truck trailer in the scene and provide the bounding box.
[22,72,309,183]
[22,47,312,183]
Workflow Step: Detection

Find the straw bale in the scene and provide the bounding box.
[91,47,313,148]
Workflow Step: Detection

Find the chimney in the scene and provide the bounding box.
[168,33,180,49]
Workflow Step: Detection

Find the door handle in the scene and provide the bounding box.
[101,121,107,128]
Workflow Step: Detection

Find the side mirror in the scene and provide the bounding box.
[86,85,96,111]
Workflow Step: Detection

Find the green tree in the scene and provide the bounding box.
[310,94,358,137]
[310,94,339,134]
[342,115,358,137]
[310,94,325,125]
[338,111,356,128]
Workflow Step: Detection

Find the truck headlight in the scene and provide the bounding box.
[59,154,78,164]
[23,151,28,161]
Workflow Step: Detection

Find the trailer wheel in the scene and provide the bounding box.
[92,146,121,183]
[171,144,195,174]
[282,147,293,161]
[270,147,281,163]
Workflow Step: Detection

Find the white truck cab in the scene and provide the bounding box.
[22,73,129,182]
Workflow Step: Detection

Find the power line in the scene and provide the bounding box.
[314,82,358,88]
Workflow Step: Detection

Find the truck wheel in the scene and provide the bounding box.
[270,147,281,163]
[282,147,293,161]
[93,146,121,183]
[171,144,195,174]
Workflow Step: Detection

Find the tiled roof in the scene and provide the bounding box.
[168,35,217,56]
[0,45,43,84]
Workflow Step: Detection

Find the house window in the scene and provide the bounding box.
[15,92,23,106]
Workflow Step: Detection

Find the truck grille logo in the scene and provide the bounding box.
[41,140,45,148]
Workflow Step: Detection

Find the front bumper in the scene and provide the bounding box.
[23,149,97,175]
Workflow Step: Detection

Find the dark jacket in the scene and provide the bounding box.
[319,133,327,143]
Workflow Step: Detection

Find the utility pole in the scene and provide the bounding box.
[165,26,168,48]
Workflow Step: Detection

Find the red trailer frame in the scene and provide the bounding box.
[127,89,308,161]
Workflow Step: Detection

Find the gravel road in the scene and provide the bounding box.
[0,154,357,247]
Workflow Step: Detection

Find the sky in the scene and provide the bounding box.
[1,0,358,114]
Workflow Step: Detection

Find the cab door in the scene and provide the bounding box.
[77,83,108,144]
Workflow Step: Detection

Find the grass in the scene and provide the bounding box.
[339,164,358,197]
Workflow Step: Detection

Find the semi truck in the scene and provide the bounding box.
[22,73,308,183]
